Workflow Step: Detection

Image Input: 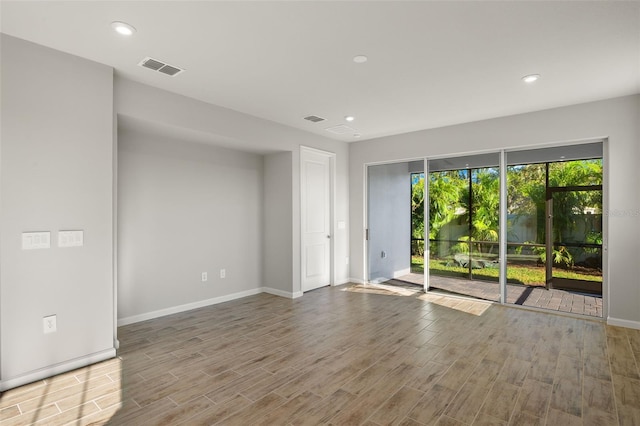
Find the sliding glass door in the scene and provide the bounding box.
[427,153,501,302]
[363,141,605,319]
[505,143,603,317]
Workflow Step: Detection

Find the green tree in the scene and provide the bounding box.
[470,168,500,252]
[428,171,466,240]
[507,159,603,268]
[411,173,425,255]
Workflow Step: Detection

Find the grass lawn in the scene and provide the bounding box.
[411,256,601,286]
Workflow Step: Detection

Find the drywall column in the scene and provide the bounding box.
[1,35,115,390]
[263,152,295,297]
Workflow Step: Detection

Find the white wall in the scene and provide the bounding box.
[117,131,263,323]
[349,94,640,328]
[115,78,350,298]
[367,162,411,282]
[0,35,115,389]
[263,152,294,296]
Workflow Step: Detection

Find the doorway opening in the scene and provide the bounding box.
[367,161,424,287]
[505,156,603,317]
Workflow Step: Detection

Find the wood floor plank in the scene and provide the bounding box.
[404,360,449,392]
[367,385,425,425]
[545,408,582,426]
[584,354,613,381]
[407,384,457,425]
[253,390,322,426]
[177,394,251,425]
[0,405,21,422]
[2,284,639,426]
[583,375,616,414]
[497,356,530,387]
[435,415,467,425]
[327,384,398,425]
[479,381,521,422]
[34,401,100,425]
[289,388,358,426]
[145,395,213,425]
[472,415,508,426]
[508,411,543,426]
[549,379,582,418]
[216,392,286,425]
[1,404,59,426]
[511,378,552,418]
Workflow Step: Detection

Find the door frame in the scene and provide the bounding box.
[300,146,336,291]
[363,157,427,285]
[546,184,603,293]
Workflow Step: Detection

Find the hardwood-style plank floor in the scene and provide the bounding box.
[1,283,639,425]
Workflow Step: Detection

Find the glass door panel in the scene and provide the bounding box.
[550,189,603,296]
[505,158,603,318]
[427,154,500,302]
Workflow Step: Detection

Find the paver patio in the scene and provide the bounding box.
[395,273,603,318]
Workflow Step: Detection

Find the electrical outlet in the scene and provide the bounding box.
[202,272,208,282]
[43,315,57,334]
[346,257,349,265]
[220,269,226,279]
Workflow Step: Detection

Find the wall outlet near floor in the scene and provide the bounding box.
[43,315,57,334]
[201,272,208,282]
[220,269,226,279]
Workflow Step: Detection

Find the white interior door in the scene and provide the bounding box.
[301,148,332,292]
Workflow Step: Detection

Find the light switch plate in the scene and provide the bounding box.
[59,230,84,247]
[22,232,51,250]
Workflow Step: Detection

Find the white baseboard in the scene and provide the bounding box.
[349,277,365,284]
[393,268,411,278]
[334,278,351,286]
[0,348,116,392]
[607,317,640,330]
[118,288,263,326]
[262,287,303,299]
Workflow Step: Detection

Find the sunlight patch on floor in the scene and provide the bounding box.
[0,357,124,425]
[342,283,421,297]
[418,292,492,316]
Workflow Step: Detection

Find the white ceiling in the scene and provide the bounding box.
[2,1,639,143]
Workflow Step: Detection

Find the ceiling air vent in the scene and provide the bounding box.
[304,115,326,123]
[325,124,355,135]
[138,57,185,77]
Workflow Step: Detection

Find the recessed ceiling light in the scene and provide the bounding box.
[111,21,136,36]
[353,55,368,64]
[354,133,362,138]
[522,74,540,83]
[345,116,355,122]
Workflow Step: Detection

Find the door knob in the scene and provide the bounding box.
[327,235,331,239]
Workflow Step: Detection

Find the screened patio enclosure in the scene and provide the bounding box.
[369,141,604,318]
